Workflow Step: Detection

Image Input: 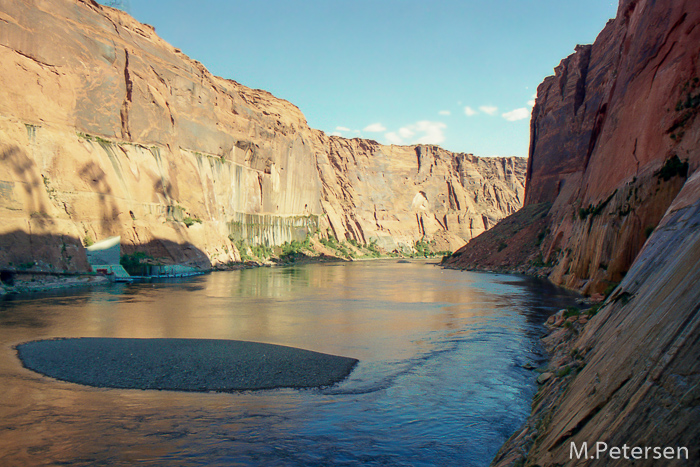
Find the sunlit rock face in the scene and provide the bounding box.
[311,137,526,253]
[0,0,524,270]
[526,0,700,293]
[448,0,700,294]
[0,0,321,270]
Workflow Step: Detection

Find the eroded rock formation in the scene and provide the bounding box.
[447,0,700,295]
[496,173,700,465]
[312,137,524,253]
[0,0,524,271]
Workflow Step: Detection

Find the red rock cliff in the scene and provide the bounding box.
[463,0,700,464]
[532,0,700,293]
[448,0,700,295]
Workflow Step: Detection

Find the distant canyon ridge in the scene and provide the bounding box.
[0,0,524,271]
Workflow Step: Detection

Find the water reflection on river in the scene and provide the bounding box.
[0,260,577,466]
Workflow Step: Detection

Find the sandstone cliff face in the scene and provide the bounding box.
[493,170,700,467]
[468,0,700,464]
[312,136,525,253]
[0,0,322,270]
[0,0,524,272]
[449,0,700,295]
[529,0,700,294]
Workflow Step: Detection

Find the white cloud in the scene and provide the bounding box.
[502,107,530,121]
[335,126,351,132]
[330,131,343,137]
[385,132,403,145]
[479,105,498,116]
[384,120,446,146]
[464,106,478,116]
[399,127,414,139]
[363,122,386,132]
[528,92,537,107]
[438,110,451,116]
[413,121,446,144]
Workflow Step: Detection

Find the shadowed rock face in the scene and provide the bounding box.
[528,0,700,293]
[0,0,525,270]
[493,172,700,467]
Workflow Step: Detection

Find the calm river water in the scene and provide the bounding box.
[0,259,577,466]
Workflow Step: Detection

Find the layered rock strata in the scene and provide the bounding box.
[493,169,700,467]
[0,0,524,272]
[312,137,525,252]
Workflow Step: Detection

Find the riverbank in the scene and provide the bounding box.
[491,305,600,466]
[1,240,448,298]
[0,272,111,297]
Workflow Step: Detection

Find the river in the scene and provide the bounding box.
[0,259,578,466]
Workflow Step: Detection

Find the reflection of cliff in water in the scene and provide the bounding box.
[0,260,577,466]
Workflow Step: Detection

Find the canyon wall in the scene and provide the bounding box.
[311,136,524,253]
[447,0,700,295]
[496,171,700,466]
[0,0,524,272]
[440,0,700,464]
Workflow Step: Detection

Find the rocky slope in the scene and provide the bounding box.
[441,0,700,464]
[0,0,524,273]
[493,170,700,467]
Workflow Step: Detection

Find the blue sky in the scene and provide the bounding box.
[114,1,618,157]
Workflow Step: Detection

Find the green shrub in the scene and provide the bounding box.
[83,235,94,247]
[414,239,431,257]
[120,252,153,276]
[234,240,251,262]
[614,291,632,305]
[279,239,309,260]
[578,191,617,220]
[586,303,603,316]
[366,240,381,258]
[251,244,272,260]
[603,282,620,298]
[320,234,338,249]
[656,155,689,181]
[183,217,202,227]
